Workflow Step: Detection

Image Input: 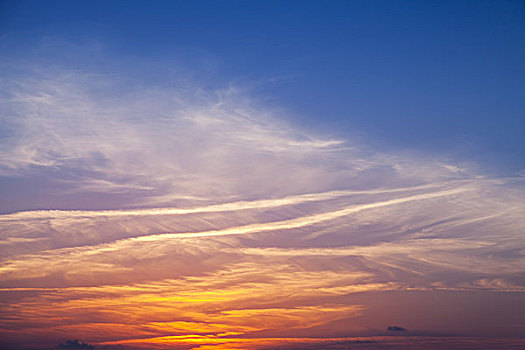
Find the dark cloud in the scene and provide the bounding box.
[387,325,407,332]
[57,340,94,349]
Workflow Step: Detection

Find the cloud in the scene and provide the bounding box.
[58,340,95,349]
[387,326,407,332]
[0,60,475,213]
[0,70,350,207]
[0,182,448,221]
[1,49,525,349]
[4,182,522,286]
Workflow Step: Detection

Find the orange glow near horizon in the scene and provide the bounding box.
[3,4,525,347]
[2,178,525,349]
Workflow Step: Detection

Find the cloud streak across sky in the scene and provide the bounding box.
[1,49,525,350]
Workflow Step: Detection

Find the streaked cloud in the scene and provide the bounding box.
[1,65,475,212]
[1,56,524,349]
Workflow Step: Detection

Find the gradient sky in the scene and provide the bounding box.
[1,1,525,350]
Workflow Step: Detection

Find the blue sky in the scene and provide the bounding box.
[1,2,525,350]
[2,0,524,173]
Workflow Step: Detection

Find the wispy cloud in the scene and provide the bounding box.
[1,64,475,211]
[0,182,456,221]
[1,52,525,349]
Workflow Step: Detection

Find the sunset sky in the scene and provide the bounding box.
[1,1,525,349]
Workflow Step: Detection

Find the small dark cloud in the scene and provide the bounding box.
[387,325,407,332]
[57,340,94,349]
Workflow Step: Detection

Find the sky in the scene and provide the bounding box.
[0,1,524,349]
